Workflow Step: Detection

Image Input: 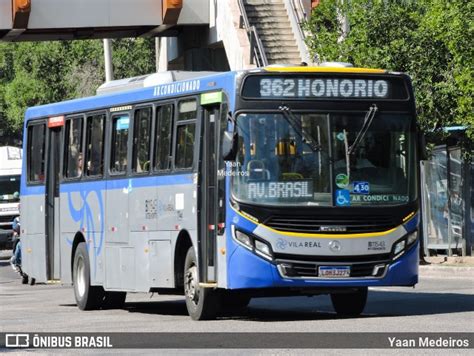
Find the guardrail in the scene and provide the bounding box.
[237,0,268,67]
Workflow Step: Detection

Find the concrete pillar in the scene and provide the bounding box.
[158,37,169,72]
[103,39,114,82]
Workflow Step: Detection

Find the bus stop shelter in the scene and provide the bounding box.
[421,127,473,256]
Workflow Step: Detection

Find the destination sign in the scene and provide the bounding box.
[247,180,313,200]
[242,75,409,100]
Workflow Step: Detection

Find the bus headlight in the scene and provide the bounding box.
[255,239,273,260]
[393,240,406,257]
[392,231,418,260]
[234,230,253,250]
[407,231,418,246]
[233,227,273,261]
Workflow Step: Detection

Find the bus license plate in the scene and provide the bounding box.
[318,266,350,278]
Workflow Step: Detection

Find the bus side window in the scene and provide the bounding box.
[132,107,152,173]
[154,104,174,171]
[85,113,105,177]
[175,124,196,169]
[64,117,84,179]
[110,114,130,174]
[175,99,197,170]
[27,123,46,184]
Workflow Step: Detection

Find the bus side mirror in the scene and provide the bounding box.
[222,131,238,161]
[418,130,428,161]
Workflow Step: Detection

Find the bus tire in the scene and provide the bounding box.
[102,291,126,309]
[330,287,368,316]
[73,242,104,310]
[184,247,220,320]
[29,278,36,286]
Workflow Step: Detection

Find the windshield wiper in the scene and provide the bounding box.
[347,104,378,155]
[278,105,321,152]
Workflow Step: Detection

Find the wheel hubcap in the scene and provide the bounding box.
[185,264,199,305]
[76,256,86,297]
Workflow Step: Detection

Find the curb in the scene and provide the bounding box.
[419,265,474,279]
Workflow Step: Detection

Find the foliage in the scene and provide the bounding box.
[112,38,156,78]
[0,38,156,139]
[305,0,473,140]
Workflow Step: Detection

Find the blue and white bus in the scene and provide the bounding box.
[21,65,421,319]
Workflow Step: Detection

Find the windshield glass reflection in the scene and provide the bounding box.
[231,112,416,207]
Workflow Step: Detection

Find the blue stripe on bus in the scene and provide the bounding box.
[20,185,45,196]
[20,174,194,196]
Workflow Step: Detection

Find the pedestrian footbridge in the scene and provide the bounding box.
[0,0,313,70]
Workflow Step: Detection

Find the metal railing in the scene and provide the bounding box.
[288,0,313,63]
[237,0,268,67]
[290,0,307,40]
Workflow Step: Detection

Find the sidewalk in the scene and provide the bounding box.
[419,256,474,279]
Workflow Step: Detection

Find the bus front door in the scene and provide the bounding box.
[198,105,220,283]
[45,126,62,280]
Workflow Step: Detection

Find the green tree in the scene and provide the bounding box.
[112,38,156,78]
[0,38,156,138]
[305,0,473,140]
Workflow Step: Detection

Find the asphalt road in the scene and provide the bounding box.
[1,249,473,353]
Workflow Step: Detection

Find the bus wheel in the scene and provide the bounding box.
[102,292,126,309]
[29,278,36,286]
[330,287,368,317]
[73,242,104,310]
[184,247,220,320]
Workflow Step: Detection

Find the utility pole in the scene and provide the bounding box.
[155,37,160,73]
[103,39,114,82]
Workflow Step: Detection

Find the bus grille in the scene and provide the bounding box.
[277,261,387,279]
[265,214,398,234]
[273,253,391,263]
[0,215,14,227]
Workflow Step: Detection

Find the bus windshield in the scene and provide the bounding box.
[231,112,416,207]
[0,175,21,202]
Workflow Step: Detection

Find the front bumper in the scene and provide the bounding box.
[0,229,14,249]
[227,240,419,289]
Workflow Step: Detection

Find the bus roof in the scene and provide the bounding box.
[24,71,237,122]
[96,71,219,96]
[24,66,397,122]
[263,66,387,74]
